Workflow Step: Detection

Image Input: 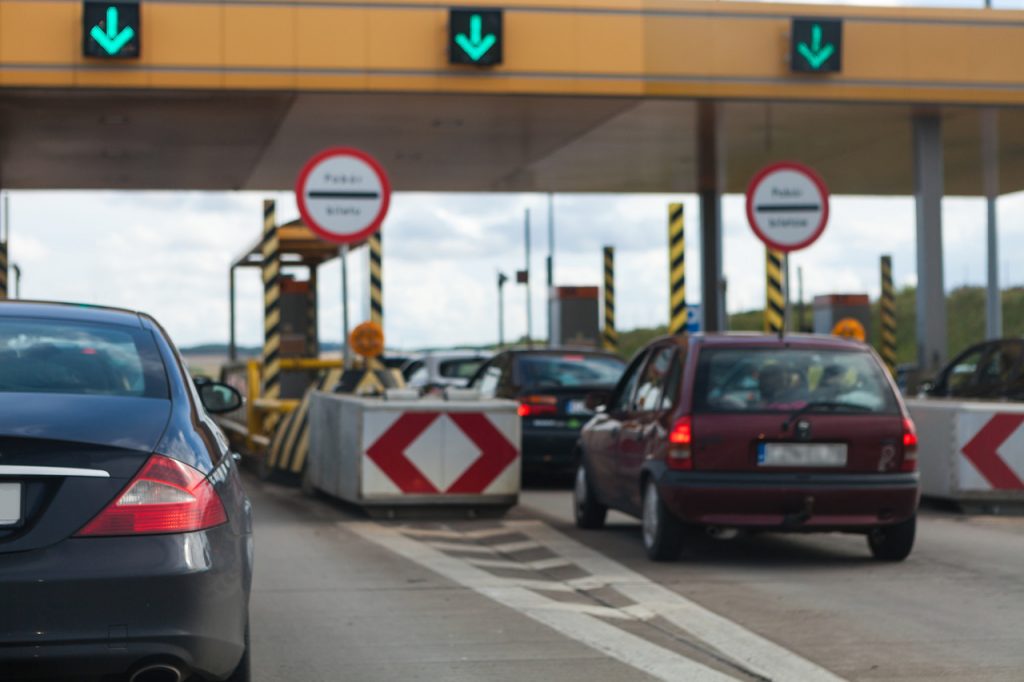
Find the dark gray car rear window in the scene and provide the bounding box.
[694,347,898,414]
[0,317,169,399]
[516,353,625,388]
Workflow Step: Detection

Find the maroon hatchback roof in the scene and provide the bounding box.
[690,332,870,352]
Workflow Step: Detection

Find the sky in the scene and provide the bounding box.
[3,188,1022,351]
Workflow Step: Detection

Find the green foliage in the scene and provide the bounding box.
[611,286,1024,366]
[870,286,1024,364]
[616,325,667,361]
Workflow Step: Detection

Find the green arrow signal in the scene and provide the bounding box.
[89,6,135,56]
[796,24,835,70]
[454,14,496,62]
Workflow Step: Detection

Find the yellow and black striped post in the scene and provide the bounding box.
[880,255,897,374]
[667,203,686,335]
[764,248,785,334]
[0,241,8,300]
[602,246,617,352]
[369,232,383,328]
[261,200,282,412]
[267,367,344,475]
[306,269,318,357]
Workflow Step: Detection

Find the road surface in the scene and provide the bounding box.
[247,474,1024,681]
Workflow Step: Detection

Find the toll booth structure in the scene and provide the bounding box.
[221,205,367,462]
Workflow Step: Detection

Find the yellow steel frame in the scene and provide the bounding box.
[4,1,1024,105]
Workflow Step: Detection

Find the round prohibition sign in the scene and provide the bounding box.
[745,161,830,253]
[295,147,392,245]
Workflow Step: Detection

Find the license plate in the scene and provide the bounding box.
[0,483,21,526]
[757,443,847,467]
[566,399,590,415]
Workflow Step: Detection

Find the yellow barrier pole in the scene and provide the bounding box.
[245,359,262,452]
[367,232,384,370]
[261,200,282,436]
[667,203,686,335]
[369,232,383,327]
[880,255,897,374]
[602,246,617,353]
[765,248,785,334]
[278,358,344,371]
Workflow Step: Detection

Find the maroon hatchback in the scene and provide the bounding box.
[574,333,920,562]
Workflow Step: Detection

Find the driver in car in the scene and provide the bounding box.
[757,365,807,410]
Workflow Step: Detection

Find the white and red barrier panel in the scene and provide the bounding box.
[956,411,1024,491]
[907,399,1024,502]
[362,410,519,497]
[307,393,520,506]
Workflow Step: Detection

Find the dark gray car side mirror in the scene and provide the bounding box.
[199,381,244,414]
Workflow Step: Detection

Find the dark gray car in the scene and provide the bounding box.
[0,301,253,682]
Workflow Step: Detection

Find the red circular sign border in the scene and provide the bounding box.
[295,147,392,245]
[745,161,830,253]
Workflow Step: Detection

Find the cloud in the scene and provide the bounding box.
[5,187,1021,350]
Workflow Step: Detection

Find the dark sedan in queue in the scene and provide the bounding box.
[467,349,626,478]
[574,333,920,562]
[0,301,253,682]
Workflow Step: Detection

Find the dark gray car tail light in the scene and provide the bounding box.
[75,455,226,537]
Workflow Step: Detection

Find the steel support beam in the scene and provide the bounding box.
[229,265,237,362]
[981,109,1002,339]
[913,113,947,374]
[697,101,726,331]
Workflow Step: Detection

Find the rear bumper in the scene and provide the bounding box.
[656,469,920,530]
[522,426,580,473]
[0,527,252,681]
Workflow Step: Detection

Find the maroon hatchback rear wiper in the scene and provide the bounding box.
[780,401,871,432]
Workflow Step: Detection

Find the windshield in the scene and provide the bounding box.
[439,358,487,379]
[0,317,169,399]
[516,353,625,389]
[694,347,898,414]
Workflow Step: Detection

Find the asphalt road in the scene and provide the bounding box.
[247,475,1024,681]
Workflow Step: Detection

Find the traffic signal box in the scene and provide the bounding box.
[550,287,600,348]
[791,18,842,74]
[813,294,871,342]
[83,1,140,58]
[449,9,503,66]
[279,278,316,398]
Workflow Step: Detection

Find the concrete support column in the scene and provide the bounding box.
[229,265,237,362]
[913,113,947,374]
[0,193,8,301]
[697,101,726,331]
[981,109,1002,339]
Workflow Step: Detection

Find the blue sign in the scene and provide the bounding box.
[685,305,702,334]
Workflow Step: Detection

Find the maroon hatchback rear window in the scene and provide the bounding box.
[693,347,899,415]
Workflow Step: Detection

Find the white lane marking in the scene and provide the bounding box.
[400,528,469,540]
[460,527,523,540]
[350,522,735,682]
[466,556,572,571]
[424,541,499,555]
[491,539,543,553]
[567,575,620,590]
[403,527,516,541]
[497,593,655,622]
[509,521,845,682]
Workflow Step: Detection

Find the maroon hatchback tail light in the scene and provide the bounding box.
[76,455,227,537]
[900,417,919,472]
[668,416,693,470]
[517,395,558,418]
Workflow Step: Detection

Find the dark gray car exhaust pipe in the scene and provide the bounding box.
[129,663,183,682]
